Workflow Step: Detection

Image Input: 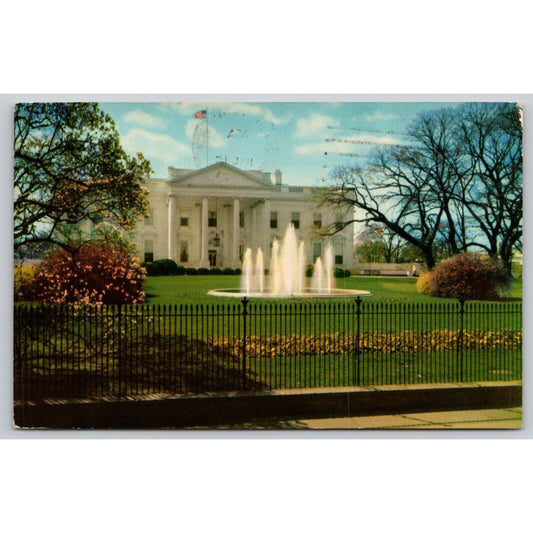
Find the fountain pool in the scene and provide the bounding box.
[208,225,372,299]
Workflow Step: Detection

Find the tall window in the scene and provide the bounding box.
[312,242,322,263]
[335,241,343,265]
[239,211,245,228]
[291,212,300,229]
[313,213,322,228]
[270,211,278,229]
[208,211,217,227]
[144,239,154,263]
[180,242,189,263]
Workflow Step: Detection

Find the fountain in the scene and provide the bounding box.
[208,224,372,299]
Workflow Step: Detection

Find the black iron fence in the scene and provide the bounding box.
[14,299,522,401]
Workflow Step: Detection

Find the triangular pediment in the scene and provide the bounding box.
[169,162,274,189]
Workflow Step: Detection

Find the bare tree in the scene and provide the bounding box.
[456,103,522,276]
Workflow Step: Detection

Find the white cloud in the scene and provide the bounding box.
[121,128,190,162]
[185,119,225,148]
[295,113,338,138]
[362,111,398,121]
[124,109,166,129]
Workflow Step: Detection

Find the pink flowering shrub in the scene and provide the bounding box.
[427,254,509,301]
[32,243,146,304]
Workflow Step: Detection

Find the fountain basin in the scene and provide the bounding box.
[208,288,373,299]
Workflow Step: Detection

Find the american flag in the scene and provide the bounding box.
[194,110,207,119]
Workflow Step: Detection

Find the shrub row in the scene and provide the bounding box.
[143,259,243,276]
[304,266,351,278]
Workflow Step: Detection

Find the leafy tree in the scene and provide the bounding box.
[14,103,152,253]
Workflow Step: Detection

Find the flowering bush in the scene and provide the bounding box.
[14,264,38,301]
[425,254,509,301]
[416,271,432,295]
[31,243,146,304]
[211,330,522,358]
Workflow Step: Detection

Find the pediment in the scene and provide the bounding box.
[170,163,273,189]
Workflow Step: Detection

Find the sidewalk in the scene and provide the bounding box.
[196,407,522,429]
[297,407,523,429]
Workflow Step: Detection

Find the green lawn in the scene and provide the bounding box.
[143,274,523,305]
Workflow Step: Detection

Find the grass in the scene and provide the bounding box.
[143,274,523,305]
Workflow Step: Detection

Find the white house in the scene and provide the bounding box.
[133,162,355,270]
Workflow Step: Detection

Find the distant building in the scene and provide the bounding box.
[133,162,355,270]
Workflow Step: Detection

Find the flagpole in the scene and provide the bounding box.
[206,109,209,166]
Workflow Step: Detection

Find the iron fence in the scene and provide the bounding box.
[14,299,522,401]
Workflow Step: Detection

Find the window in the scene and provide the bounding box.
[180,216,189,227]
[144,239,154,263]
[291,212,300,229]
[313,213,322,229]
[270,211,278,229]
[240,211,245,228]
[208,211,217,227]
[144,208,153,226]
[312,242,322,263]
[208,250,217,267]
[239,245,244,262]
[180,242,189,263]
[334,241,343,265]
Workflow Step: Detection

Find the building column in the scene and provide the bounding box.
[232,197,240,268]
[251,206,257,252]
[263,199,271,268]
[199,197,209,268]
[167,195,176,261]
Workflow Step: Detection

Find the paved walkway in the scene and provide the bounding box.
[297,407,522,429]
[194,407,522,429]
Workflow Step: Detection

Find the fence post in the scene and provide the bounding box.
[241,297,249,389]
[117,304,122,397]
[458,298,465,382]
[354,297,362,387]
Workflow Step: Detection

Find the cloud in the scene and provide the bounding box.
[124,109,166,129]
[185,119,225,148]
[362,111,398,121]
[295,113,338,137]
[121,128,190,162]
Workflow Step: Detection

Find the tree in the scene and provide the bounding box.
[455,103,523,276]
[14,103,152,253]
[354,223,424,263]
[323,104,522,273]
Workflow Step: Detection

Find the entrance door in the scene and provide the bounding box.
[208,250,217,267]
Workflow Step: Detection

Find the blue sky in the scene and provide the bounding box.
[100,101,460,186]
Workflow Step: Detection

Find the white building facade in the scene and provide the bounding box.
[134,162,355,270]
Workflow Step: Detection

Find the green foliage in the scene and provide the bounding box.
[334,268,351,278]
[14,103,152,252]
[144,259,184,276]
[30,243,146,304]
[426,254,510,301]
